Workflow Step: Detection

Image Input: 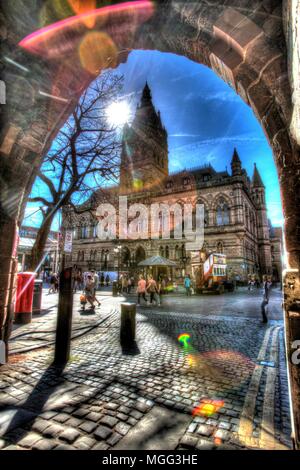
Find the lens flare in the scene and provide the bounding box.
[106,100,131,127]
[178,333,191,348]
[67,0,97,28]
[186,354,196,367]
[79,31,118,75]
[19,1,155,58]
[192,399,224,417]
[133,178,144,190]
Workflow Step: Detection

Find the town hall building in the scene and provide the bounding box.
[63,83,282,283]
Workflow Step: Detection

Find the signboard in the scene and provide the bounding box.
[64,230,73,253]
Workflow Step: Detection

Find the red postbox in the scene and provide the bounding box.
[14,272,36,324]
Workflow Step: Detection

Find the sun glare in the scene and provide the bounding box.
[106,101,131,127]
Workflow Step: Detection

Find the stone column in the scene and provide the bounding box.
[283,269,300,449]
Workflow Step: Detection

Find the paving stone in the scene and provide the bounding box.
[105,403,119,410]
[32,439,57,450]
[79,420,98,433]
[218,421,231,430]
[41,411,57,420]
[65,417,82,427]
[196,438,215,450]
[74,436,96,450]
[115,422,131,436]
[135,402,150,413]
[55,444,75,450]
[92,441,110,450]
[94,425,112,440]
[130,410,143,420]
[54,413,70,423]
[86,412,103,422]
[32,419,50,433]
[116,413,128,421]
[187,422,197,433]
[100,416,118,428]
[127,417,137,426]
[18,432,42,448]
[197,424,214,437]
[73,408,90,418]
[3,445,24,450]
[107,432,122,446]
[180,435,199,448]
[214,429,231,441]
[119,406,130,414]
[43,423,64,438]
[59,427,81,444]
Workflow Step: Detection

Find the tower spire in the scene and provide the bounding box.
[231,148,242,176]
[252,163,265,188]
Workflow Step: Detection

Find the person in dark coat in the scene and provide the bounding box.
[261,275,271,323]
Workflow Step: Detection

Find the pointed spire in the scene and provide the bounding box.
[252,163,265,188]
[140,81,152,104]
[231,148,242,176]
[231,147,241,164]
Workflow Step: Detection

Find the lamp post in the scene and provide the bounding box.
[114,245,122,284]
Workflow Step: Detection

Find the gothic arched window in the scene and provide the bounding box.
[217,242,224,254]
[216,198,230,226]
[159,246,164,257]
[81,226,88,239]
[165,246,169,259]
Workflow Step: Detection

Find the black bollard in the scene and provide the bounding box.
[112,280,118,297]
[54,267,73,365]
[120,302,136,347]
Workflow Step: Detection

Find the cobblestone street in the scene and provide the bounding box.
[0,288,292,450]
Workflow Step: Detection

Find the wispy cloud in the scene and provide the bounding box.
[170,134,266,150]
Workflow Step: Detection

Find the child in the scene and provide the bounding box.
[80,294,87,311]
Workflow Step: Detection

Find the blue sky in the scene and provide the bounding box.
[24,49,283,229]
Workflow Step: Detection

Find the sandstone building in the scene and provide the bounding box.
[63,84,282,283]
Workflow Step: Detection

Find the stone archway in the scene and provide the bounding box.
[135,246,146,266]
[1,0,300,447]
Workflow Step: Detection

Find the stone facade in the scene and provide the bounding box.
[64,84,281,283]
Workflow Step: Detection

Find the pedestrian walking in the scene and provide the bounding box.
[137,274,148,306]
[73,270,83,292]
[53,273,59,293]
[85,275,96,309]
[261,275,271,323]
[184,274,192,296]
[157,278,163,306]
[127,277,132,294]
[105,274,110,286]
[147,275,158,305]
[91,270,101,306]
[48,272,55,294]
[122,276,128,294]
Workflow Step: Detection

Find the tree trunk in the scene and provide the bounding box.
[27,210,57,272]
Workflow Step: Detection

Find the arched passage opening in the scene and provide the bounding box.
[1,0,300,448]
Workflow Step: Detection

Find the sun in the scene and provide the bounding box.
[106,100,131,127]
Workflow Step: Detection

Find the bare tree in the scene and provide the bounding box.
[26,71,123,270]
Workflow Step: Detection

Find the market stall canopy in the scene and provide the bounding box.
[138,256,178,267]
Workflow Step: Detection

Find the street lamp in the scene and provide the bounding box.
[114,245,122,283]
[180,254,191,277]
